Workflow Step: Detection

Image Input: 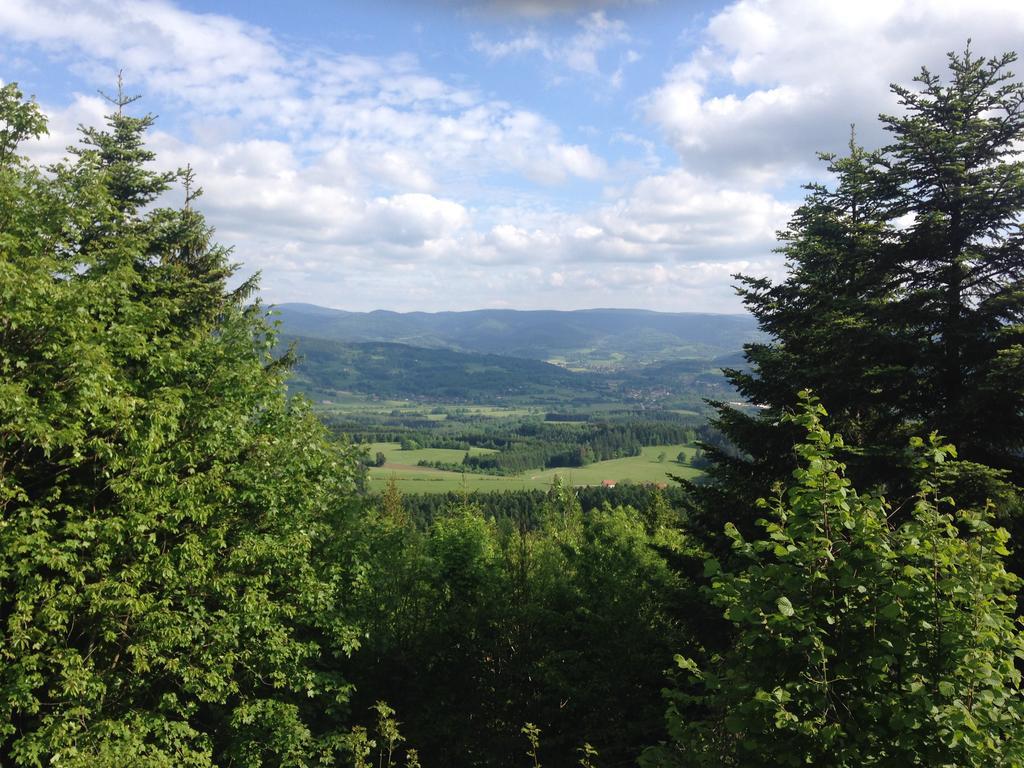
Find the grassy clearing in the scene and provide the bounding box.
[366,443,701,494]
[314,395,540,421]
[366,442,497,465]
[524,444,698,486]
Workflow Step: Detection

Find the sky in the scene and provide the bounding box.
[2,0,1023,313]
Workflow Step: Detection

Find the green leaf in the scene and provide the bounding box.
[776,596,795,617]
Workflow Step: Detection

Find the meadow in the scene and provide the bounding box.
[366,442,701,493]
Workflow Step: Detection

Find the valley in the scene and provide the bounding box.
[8,35,1024,768]
[276,306,751,494]
[275,303,761,370]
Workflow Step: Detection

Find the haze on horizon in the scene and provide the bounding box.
[277,302,753,317]
[2,0,1021,313]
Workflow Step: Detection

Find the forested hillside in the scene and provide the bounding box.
[281,333,608,401]
[275,304,760,368]
[282,332,738,406]
[2,46,1023,768]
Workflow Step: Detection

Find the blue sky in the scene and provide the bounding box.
[2,0,1022,312]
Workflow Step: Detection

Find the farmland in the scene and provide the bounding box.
[365,442,701,493]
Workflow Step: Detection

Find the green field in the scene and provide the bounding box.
[366,442,497,464]
[366,443,701,493]
[313,396,541,421]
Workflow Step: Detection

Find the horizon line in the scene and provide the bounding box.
[271,302,755,317]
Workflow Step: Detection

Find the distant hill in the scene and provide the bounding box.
[282,334,739,406]
[282,335,606,402]
[274,304,761,369]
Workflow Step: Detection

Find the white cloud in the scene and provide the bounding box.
[15,0,1017,313]
[146,134,470,250]
[360,194,470,247]
[471,29,547,58]
[472,10,635,85]
[7,0,793,312]
[593,168,789,252]
[1,0,606,190]
[552,144,607,179]
[27,92,108,167]
[643,0,1024,184]
[140,111,788,307]
[564,11,630,75]
[465,166,790,274]
[0,0,296,127]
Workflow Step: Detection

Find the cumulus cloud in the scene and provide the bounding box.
[467,166,790,275]
[144,133,470,250]
[0,0,298,127]
[3,0,618,267]
[12,0,1013,313]
[1,0,606,190]
[5,0,798,312]
[643,0,1024,184]
[144,122,789,306]
[593,169,788,253]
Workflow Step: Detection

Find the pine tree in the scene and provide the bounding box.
[884,48,1024,473]
[69,72,176,215]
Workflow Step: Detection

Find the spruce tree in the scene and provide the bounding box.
[1,83,363,766]
[884,48,1024,474]
[695,46,1024,547]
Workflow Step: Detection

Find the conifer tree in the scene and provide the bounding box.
[1,83,362,766]
[69,72,175,215]
[695,47,1024,546]
[884,48,1024,473]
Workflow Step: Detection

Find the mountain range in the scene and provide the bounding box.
[274,304,761,369]
[272,305,761,406]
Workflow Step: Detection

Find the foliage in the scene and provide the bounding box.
[5,48,1024,768]
[0,83,47,167]
[343,481,689,766]
[346,701,419,768]
[0,83,362,765]
[697,46,1024,554]
[644,395,1024,767]
[390,485,689,529]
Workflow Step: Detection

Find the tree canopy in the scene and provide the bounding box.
[696,46,1024,550]
[646,396,1024,767]
[2,46,1023,768]
[0,81,363,767]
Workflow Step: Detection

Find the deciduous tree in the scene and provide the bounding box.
[646,396,1024,767]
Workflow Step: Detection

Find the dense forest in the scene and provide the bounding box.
[280,332,738,408]
[2,47,1024,768]
[274,304,760,368]
[398,421,695,474]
